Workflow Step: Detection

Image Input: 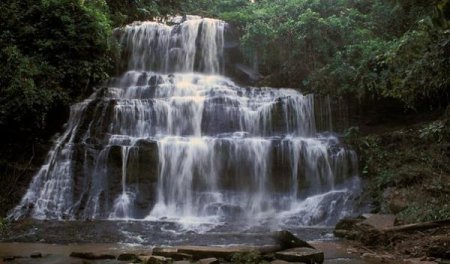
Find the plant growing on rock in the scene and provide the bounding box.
[0,218,9,235]
[231,251,269,264]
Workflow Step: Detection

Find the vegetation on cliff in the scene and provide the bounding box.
[184,0,449,110]
[345,109,450,222]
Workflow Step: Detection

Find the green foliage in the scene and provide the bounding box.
[182,0,251,19]
[419,120,446,142]
[0,217,9,235]
[399,199,450,223]
[0,0,115,140]
[344,126,361,139]
[106,0,184,26]
[0,0,187,142]
[348,116,450,222]
[308,0,449,108]
[230,251,269,264]
[0,46,62,131]
[183,0,449,109]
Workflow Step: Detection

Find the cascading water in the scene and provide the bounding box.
[10,16,361,230]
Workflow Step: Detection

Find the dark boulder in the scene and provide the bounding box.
[30,252,42,258]
[272,230,314,250]
[69,252,116,260]
[117,253,139,261]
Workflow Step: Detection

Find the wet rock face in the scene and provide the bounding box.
[223,24,262,85]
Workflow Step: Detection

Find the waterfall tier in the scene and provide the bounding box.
[119,16,225,74]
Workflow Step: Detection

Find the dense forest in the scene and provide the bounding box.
[0,0,449,223]
[186,0,450,107]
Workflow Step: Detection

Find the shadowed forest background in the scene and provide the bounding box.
[0,0,449,229]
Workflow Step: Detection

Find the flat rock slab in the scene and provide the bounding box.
[275,247,324,264]
[361,214,396,230]
[198,257,220,264]
[152,247,193,260]
[142,255,172,264]
[171,245,280,260]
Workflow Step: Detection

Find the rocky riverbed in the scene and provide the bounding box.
[1,216,449,263]
[0,240,373,264]
[0,222,374,264]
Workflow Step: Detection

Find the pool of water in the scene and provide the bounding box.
[1,219,335,246]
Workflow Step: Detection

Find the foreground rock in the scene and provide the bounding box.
[275,247,324,263]
[148,231,323,263]
[334,214,397,245]
[69,251,116,260]
[117,253,139,261]
[30,251,42,258]
[0,231,326,264]
[171,245,279,260]
[153,247,193,260]
[360,214,396,230]
[139,255,173,264]
[273,230,314,250]
[198,257,220,264]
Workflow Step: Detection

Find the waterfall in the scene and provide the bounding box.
[9,16,361,228]
[121,16,225,74]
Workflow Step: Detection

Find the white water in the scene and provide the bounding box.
[10,16,361,230]
[121,16,224,74]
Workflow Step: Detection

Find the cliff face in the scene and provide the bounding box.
[346,108,450,222]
